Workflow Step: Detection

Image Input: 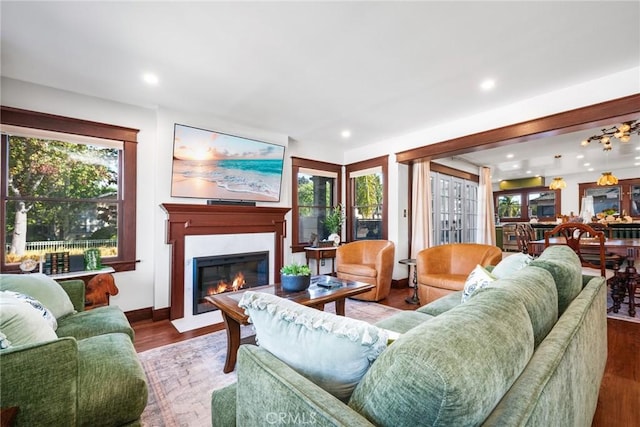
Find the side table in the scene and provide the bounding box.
[304,246,337,275]
[399,258,419,305]
[608,258,639,317]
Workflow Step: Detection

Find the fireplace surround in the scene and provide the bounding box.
[161,203,290,320]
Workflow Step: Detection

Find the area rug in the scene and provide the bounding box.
[138,299,400,427]
[606,294,640,324]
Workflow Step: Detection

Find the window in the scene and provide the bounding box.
[1,107,138,273]
[579,178,640,219]
[346,156,388,241]
[494,187,560,222]
[291,157,341,252]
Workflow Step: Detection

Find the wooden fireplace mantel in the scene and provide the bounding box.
[160,203,290,320]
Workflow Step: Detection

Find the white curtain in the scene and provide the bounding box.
[477,166,496,245]
[410,160,432,280]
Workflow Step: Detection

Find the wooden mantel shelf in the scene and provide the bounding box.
[161,203,290,320]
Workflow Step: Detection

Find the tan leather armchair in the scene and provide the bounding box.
[336,240,396,301]
[417,243,503,304]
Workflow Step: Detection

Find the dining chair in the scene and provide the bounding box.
[544,222,606,277]
[515,223,536,255]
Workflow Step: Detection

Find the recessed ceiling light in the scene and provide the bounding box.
[142,73,159,85]
[526,170,532,174]
[512,164,518,168]
[584,163,590,167]
[341,130,351,139]
[576,154,584,159]
[480,79,496,91]
[506,153,514,159]
[588,168,594,172]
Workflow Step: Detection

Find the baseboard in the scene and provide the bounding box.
[125,306,170,323]
[392,278,409,289]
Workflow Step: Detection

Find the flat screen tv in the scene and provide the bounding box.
[171,123,285,202]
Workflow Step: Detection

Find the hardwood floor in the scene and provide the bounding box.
[131,286,639,425]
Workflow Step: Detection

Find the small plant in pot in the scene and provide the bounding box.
[323,204,345,246]
[280,263,312,292]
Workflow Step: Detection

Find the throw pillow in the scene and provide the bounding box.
[461,264,496,303]
[0,273,75,319]
[0,332,10,349]
[491,253,534,278]
[1,290,57,330]
[238,291,390,402]
[0,291,58,347]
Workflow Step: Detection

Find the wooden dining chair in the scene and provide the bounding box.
[515,223,536,255]
[544,222,606,277]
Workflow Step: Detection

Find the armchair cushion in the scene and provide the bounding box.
[0,273,75,319]
[239,291,389,402]
[56,305,135,341]
[338,263,377,278]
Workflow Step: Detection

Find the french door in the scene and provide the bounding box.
[430,172,478,245]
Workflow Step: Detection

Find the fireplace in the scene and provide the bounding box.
[193,251,269,314]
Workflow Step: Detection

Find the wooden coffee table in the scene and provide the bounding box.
[205,276,374,373]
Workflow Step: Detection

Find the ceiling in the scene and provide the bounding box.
[1,1,639,180]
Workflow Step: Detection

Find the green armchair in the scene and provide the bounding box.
[0,275,148,426]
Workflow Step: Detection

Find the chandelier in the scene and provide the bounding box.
[580,120,640,151]
[549,177,567,190]
[597,172,618,186]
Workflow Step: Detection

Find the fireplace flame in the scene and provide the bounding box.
[206,272,246,296]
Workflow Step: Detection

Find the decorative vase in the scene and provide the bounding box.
[281,274,311,292]
[327,233,341,246]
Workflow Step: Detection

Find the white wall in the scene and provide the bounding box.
[2,66,638,311]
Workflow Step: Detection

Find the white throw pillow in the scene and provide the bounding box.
[461,265,497,303]
[492,253,534,279]
[238,291,390,402]
[1,290,57,330]
[0,291,57,347]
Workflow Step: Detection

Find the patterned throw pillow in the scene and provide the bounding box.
[1,290,58,330]
[461,265,497,303]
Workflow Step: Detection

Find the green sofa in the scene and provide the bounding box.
[0,274,148,426]
[211,245,607,426]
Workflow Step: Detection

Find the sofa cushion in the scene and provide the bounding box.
[0,273,75,320]
[349,290,534,427]
[76,333,148,426]
[492,253,534,278]
[0,291,58,347]
[461,264,496,302]
[374,310,433,334]
[473,266,558,347]
[238,291,389,402]
[56,306,134,341]
[417,291,463,316]
[530,245,583,314]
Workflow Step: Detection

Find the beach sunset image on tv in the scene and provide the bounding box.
[171,124,285,202]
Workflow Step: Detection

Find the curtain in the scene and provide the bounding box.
[477,166,496,245]
[410,160,432,281]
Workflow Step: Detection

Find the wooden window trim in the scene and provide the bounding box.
[494,186,561,222]
[345,155,388,242]
[291,157,342,253]
[0,106,138,272]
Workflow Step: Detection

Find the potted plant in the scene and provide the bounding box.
[280,262,312,292]
[323,204,345,246]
